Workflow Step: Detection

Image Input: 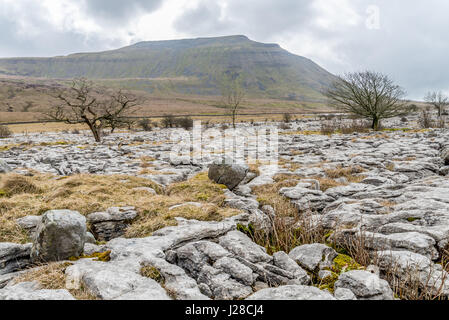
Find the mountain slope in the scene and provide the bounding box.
[0,35,336,101]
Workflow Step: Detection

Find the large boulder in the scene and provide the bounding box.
[208,158,248,190]
[31,210,87,262]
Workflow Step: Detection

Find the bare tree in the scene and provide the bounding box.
[424,91,449,118]
[324,71,411,130]
[102,90,140,133]
[45,78,140,142]
[220,73,245,129]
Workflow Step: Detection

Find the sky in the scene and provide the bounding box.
[0,0,447,100]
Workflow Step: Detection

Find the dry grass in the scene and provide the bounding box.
[12,262,97,300]
[1,174,43,196]
[6,122,88,134]
[0,172,241,243]
[324,165,366,181]
[247,175,329,254]
[138,168,175,175]
[313,177,346,192]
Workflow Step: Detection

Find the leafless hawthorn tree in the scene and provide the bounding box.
[220,73,245,129]
[324,71,411,130]
[424,91,449,118]
[102,90,140,133]
[45,78,141,142]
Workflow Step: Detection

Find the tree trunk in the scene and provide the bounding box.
[85,121,101,142]
[232,110,236,129]
[92,128,102,142]
[372,117,380,131]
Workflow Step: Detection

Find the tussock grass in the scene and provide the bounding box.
[1,174,42,196]
[0,172,241,243]
[248,175,329,254]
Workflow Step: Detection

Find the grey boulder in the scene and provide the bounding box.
[208,158,249,190]
[31,210,87,262]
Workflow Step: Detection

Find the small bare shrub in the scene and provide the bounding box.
[162,114,175,128]
[1,174,42,196]
[175,116,194,130]
[0,125,12,138]
[419,110,436,129]
[320,120,339,135]
[283,113,292,123]
[279,123,291,130]
[138,118,152,131]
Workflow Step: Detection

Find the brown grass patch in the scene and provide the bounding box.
[12,262,97,300]
[1,174,42,196]
[323,165,366,185]
[1,172,241,243]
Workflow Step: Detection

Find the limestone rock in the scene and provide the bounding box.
[246,285,336,300]
[288,244,337,272]
[334,270,394,300]
[31,210,86,262]
[208,158,249,190]
[0,160,11,174]
[219,231,272,264]
[87,207,137,241]
[0,281,75,300]
[0,243,32,275]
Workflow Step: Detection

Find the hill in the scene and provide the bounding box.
[0,35,336,101]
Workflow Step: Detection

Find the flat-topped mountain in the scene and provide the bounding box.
[0,35,336,100]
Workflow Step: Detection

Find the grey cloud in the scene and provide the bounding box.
[174,0,314,40]
[311,0,449,99]
[84,0,163,22]
[0,1,123,57]
[174,2,229,35]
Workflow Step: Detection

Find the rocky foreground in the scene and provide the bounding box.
[1,116,449,300]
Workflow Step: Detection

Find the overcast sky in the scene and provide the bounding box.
[0,0,447,100]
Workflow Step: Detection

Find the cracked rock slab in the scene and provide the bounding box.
[246,285,336,300]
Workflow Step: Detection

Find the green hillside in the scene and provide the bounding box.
[0,35,337,101]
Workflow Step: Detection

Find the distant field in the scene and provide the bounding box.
[0,76,428,132]
[4,113,318,133]
[0,76,334,128]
